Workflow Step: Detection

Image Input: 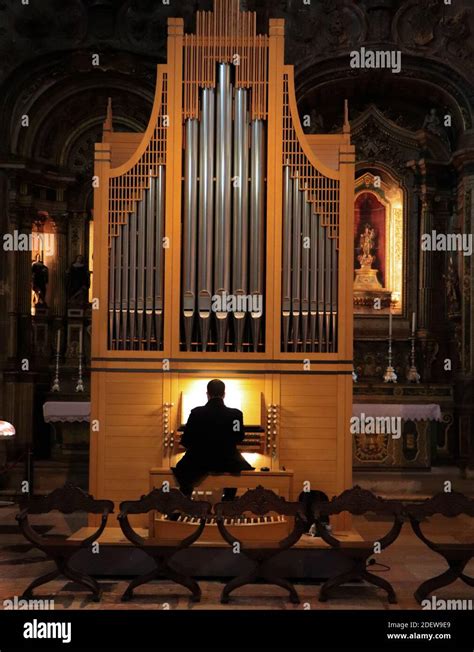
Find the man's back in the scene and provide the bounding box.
[181,398,244,465]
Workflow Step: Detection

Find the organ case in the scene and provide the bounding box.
[90,0,355,531]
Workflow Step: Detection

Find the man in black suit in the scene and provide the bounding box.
[173,379,254,498]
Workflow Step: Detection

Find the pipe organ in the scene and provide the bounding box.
[90,0,355,531]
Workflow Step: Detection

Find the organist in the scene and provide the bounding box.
[172,379,254,499]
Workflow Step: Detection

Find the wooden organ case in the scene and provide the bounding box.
[90,0,355,531]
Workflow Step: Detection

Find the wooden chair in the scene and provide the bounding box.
[312,485,404,604]
[214,485,307,604]
[16,483,114,601]
[407,491,474,603]
[118,488,211,602]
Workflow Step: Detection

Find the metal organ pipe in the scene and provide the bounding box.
[309,210,318,352]
[249,119,265,352]
[317,215,325,353]
[183,120,198,350]
[154,167,165,350]
[331,235,338,352]
[197,88,215,351]
[282,164,292,352]
[136,189,146,349]
[301,195,310,352]
[128,209,137,347]
[214,63,232,351]
[232,88,249,352]
[145,173,156,348]
[291,174,302,351]
[120,216,130,349]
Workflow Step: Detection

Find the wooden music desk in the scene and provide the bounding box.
[149,468,294,500]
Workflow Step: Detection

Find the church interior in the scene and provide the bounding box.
[0,0,473,625]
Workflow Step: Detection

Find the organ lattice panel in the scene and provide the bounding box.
[107,74,168,351]
[281,74,339,353]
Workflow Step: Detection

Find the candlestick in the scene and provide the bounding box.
[383,312,397,383]
[407,317,421,383]
[76,328,84,393]
[51,329,61,392]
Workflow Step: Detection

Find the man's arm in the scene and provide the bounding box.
[181,409,198,449]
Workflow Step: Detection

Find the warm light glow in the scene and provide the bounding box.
[242,452,261,466]
[181,379,243,423]
[0,421,16,438]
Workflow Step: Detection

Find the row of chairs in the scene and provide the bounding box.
[16,484,474,605]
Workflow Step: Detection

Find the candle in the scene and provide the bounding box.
[389,312,392,339]
[79,329,83,356]
[56,329,61,353]
[411,312,416,336]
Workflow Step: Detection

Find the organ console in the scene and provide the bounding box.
[90,0,355,533]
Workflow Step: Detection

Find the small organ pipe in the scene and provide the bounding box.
[282,164,292,352]
[249,119,265,352]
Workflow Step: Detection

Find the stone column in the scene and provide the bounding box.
[50,214,68,318]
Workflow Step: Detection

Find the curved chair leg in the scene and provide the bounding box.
[221,569,259,604]
[414,567,460,604]
[62,564,102,602]
[121,568,161,602]
[460,573,474,587]
[161,563,202,603]
[319,568,358,602]
[260,571,300,604]
[22,569,61,599]
[361,569,397,604]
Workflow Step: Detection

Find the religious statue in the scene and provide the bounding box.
[66,255,90,305]
[358,223,376,269]
[444,256,461,317]
[31,254,49,306]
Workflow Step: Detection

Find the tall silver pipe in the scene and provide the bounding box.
[109,236,115,348]
[197,88,215,351]
[121,217,130,349]
[232,88,249,352]
[136,192,146,348]
[128,209,137,348]
[145,174,155,348]
[183,120,198,350]
[309,211,318,352]
[330,235,338,352]
[324,225,332,352]
[301,195,310,351]
[214,63,232,351]
[154,166,165,349]
[249,119,265,352]
[282,164,292,352]
[114,228,121,348]
[317,215,325,352]
[291,175,302,351]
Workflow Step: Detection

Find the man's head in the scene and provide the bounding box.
[206,379,225,400]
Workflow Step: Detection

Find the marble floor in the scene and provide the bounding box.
[0,503,473,610]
